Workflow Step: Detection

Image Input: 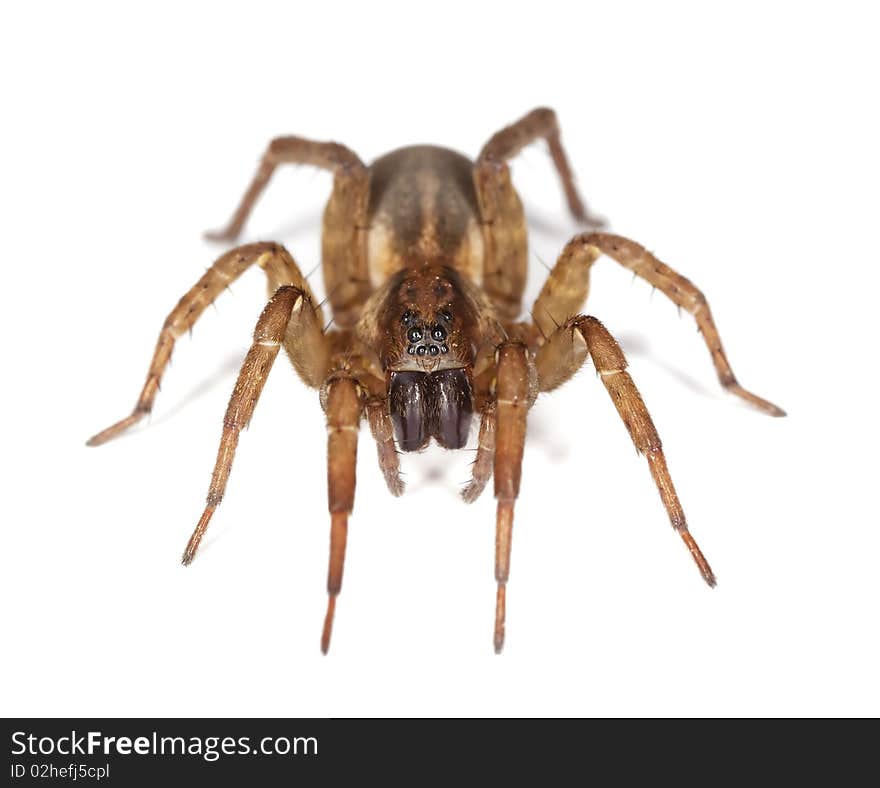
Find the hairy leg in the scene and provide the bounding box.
[181,285,321,564]
[538,232,785,416]
[462,401,496,503]
[478,107,604,226]
[492,343,534,653]
[205,136,367,242]
[321,375,363,654]
[87,243,320,447]
[535,315,716,587]
[366,396,404,497]
[531,235,602,340]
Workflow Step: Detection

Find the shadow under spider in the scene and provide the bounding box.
[149,353,245,428]
[246,208,324,245]
[613,330,716,401]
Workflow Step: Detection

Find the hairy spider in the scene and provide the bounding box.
[87,107,784,653]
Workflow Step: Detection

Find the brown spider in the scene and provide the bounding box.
[87,107,784,653]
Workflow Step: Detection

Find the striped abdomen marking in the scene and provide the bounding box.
[366,146,484,286]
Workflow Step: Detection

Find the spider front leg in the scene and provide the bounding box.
[181,285,328,564]
[321,375,363,654]
[86,242,318,446]
[492,344,535,653]
[535,316,716,587]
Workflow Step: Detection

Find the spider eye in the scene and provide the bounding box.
[431,326,447,341]
[439,309,453,323]
[407,326,423,343]
[401,310,415,326]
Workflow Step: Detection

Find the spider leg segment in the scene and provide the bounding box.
[366,396,404,497]
[86,243,319,447]
[181,285,328,565]
[567,233,785,417]
[321,376,363,654]
[531,234,602,341]
[492,343,533,653]
[535,315,716,587]
[462,400,496,504]
[478,106,605,227]
[205,136,368,243]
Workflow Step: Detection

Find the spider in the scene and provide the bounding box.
[87,107,784,653]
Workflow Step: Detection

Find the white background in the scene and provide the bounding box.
[2,1,878,717]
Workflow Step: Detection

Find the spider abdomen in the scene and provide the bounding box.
[365,146,486,287]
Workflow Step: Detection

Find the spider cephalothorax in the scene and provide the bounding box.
[358,265,496,373]
[357,265,500,452]
[88,107,784,653]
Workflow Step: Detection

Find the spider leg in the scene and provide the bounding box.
[492,343,533,653]
[87,242,319,446]
[205,136,367,242]
[320,376,362,654]
[365,396,404,497]
[478,106,604,227]
[531,234,602,341]
[182,285,323,564]
[474,107,603,321]
[562,233,785,417]
[462,401,496,504]
[535,315,716,587]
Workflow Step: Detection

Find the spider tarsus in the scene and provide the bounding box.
[728,383,786,417]
[680,530,717,588]
[493,584,506,654]
[181,506,216,566]
[321,595,337,655]
[85,432,108,448]
[379,467,405,496]
[203,228,239,243]
[85,412,145,446]
[387,477,405,497]
[460,483,483,504]
[181,540,199,566]
[492,501,515,653]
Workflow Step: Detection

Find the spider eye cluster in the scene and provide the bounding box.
[401,310,451,356]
